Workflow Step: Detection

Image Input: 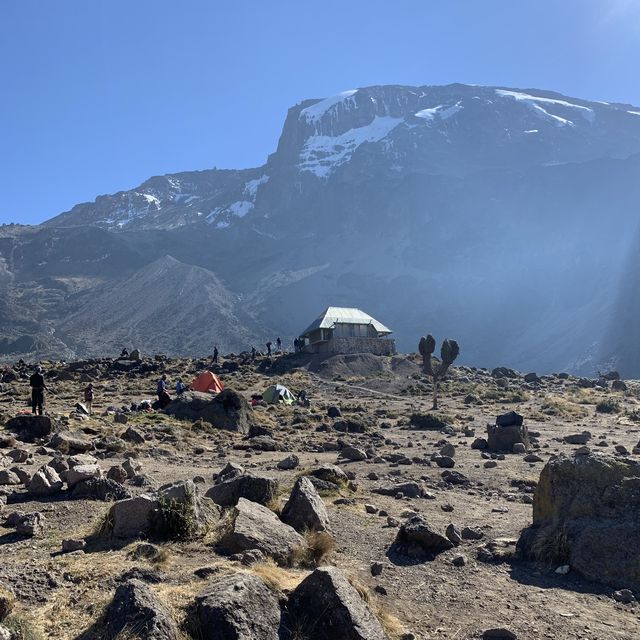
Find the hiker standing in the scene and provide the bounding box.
[175,378,187,395]
[266,341,272,356]
[157,375,171,409]
[213,346,219,364]
[276,337,282,352]
[29,366,48,416]
[83,383,94,415]
[251,346,257,360]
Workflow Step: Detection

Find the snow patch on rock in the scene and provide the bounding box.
[300,90,358,123]
[299,116,403,177]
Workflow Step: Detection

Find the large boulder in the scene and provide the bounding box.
[109,495,159,538]
[487,412,529,453]
[5,415,52,441]
[205,472,278,507]
[28,466,63,497]
[220,498,305,565]
[104,579,179,640]
[49,430,94,453]
[281,476,331,533]
[517,453,640,591]
[196,573,281,640]
[288,566,389,640]
[164,389,255,433]
[66,464,102,489]
[391,515,454,558]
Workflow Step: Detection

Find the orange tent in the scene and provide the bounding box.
[190,371,224,394]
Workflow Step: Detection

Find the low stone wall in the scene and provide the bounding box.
[312,337,396,356]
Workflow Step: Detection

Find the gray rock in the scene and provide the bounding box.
[123,458,142,479]
[28,466,63,497]
[289,566,388,640]
[15,512,44,537]
[6,415,52,441]
[114,412,129,425]
[308,464,348,486]
[440,443,456,457]
[340,446,368,462]
[487,419,529,453]
[205,472,278,507]
[104,579,179,640]
[196,572,281,640]
[107,465,128,483]
[276,454,299,470]
[165,389,255,433]
[62,538,86,553]
[393,515,454,556]
[512,443,526,454]
[518,453,640,592]
[483,629,517,640]
[462,526,484,540]
[564,432,591,445]
[445,523,462,545]
[372,481,424,498]
[49,430,93,453]
[281,476,331,533]
[221,498,305,565]
[122,426,146,444]
[109,495,159,538]
[471,437,489,450]
[71,477,132,501]
[0,470,21,486]
[434,455,455,468]
[66,463,102,489]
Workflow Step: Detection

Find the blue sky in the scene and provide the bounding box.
[2,0,639,224]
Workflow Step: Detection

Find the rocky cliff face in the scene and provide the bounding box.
[4,84,640,371]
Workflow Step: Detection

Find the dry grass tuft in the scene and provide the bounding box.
[346,575,406,639]
[250,559,305,595]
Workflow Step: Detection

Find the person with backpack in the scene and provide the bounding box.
[175,378,188,395]
[83,383,94,415]
[157,374,171,408]
[29,366,48,416]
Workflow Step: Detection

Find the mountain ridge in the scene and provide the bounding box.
[3,83,640,373]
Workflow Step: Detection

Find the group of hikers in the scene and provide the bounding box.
[28,367,95,416]
[24,339,308,416]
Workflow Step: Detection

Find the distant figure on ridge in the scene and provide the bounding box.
[276,337,282,352]
[251,346,257,360]
[266,341,272,356]
[83,383,94,415]
[213,346,219,364]
[29,366,48,416]
[120,348,129,358]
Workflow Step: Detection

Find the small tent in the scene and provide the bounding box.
[263,384,295,405]
[190,371,224,394]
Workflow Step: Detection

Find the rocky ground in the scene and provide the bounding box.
[0,351,639,639]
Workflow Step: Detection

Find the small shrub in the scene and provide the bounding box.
[409,413,448,430]
[150,494,198,541]
[596,399,621,414]
[529,526,570,566]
